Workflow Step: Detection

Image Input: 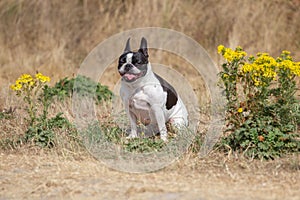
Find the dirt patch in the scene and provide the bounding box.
[1,150,299,200]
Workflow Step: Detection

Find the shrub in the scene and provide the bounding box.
[50,75,113,103]
[218,46,300,159]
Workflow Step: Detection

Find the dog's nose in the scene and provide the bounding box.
[125,64,132,71]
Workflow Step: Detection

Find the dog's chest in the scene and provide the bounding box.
[129,91,151,125]
[122,84,167,125]
[129,91,149,110]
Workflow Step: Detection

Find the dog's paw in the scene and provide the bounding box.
[161,137,168,142]
[160,132,168,142]
[126,133,138,140]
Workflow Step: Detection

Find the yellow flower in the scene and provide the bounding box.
[35,73,51,83]
[241,53,278,82]
[278,60,300,76]
[237,108,243,113]
[20,74,32,79]
[282,50,290,55]
[10,72,51,92]
[19,74,34,84]
[223,50,234,62]
[292,62,300,76]
[10,74,33,91]
[218,45,225,54]
[253,78,262,86]
[241,63,253,73]
[222,73,229,79]
[262,67,277,79]
[219,46,247,62]
[10,83,22,91]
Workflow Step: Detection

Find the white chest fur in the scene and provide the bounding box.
[128,83,167,125]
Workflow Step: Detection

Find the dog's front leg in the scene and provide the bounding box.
[151,104,168,141]
[127,110,138,139]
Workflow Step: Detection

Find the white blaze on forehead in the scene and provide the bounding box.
[126,53,133,63]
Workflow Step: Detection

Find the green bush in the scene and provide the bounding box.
[50,75,113,103]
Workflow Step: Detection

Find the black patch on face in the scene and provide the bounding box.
[118,53,130,71]
[131,52,148,68]
[154,73,178,110]
[118,52,148,75]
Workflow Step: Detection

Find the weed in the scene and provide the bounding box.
[101,125,167,153]
[10,73,75,147]
[0,107,15,120]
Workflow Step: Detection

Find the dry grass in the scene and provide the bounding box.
[0,0,300,199]
[0,150,299,199]
[0,0,299,85]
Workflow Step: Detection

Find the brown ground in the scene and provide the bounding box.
[1,1,300,200]
[1,150,299,200]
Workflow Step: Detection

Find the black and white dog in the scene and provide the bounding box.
[118,37,188,141]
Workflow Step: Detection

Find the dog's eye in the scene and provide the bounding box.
[119,57,126,64]
[132,58,143,65]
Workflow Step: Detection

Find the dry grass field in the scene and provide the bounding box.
[0,0,300,199]
[1,150,300,200]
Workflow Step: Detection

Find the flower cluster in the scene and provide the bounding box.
[10,73,51,92]
[218,45,247,62]
[35,72,51,83]
[10,74,34,91]
[218,46,300,86]
[277,51,300,76]
[241,53,278,86]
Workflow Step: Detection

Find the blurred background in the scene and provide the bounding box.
[0,0,299,90]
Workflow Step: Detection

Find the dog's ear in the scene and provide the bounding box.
[124,38,131,53]
[139,37,148,58]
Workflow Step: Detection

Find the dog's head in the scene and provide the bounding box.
[118,37,149,82]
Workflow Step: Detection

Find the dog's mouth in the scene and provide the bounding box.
[121,72,144,82]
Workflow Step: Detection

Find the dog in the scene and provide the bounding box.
[118,37,188,141]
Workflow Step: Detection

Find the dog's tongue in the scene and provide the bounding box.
[123,73,137,80]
